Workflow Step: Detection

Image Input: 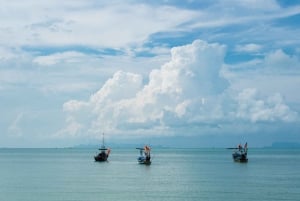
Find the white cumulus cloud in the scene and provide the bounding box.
[264,49,300,71]
[236,88,298,122]
[58,40,298,139]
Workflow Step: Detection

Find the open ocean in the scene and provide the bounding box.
[0,148,299,201]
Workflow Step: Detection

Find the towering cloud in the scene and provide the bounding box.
[60,40,298,138]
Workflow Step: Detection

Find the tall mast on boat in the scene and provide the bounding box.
[101,132,105,149]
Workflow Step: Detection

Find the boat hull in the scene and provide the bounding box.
[232,152,248,163]
[137,156,151,165]
[94,152,109,162]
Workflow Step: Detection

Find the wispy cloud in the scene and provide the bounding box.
[1,1,198,48]
[235,44,263,53]
[188,0,300,28]
[33,51,90,66]
[8,112,24,137]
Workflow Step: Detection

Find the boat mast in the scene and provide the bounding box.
[102,132,105,147]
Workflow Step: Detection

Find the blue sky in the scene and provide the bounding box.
[1,0,300,148]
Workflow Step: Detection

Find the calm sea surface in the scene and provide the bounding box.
[0,148,299,201]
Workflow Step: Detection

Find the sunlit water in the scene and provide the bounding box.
[0,148,299,201]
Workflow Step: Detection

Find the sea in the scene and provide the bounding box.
[0,148,299,201]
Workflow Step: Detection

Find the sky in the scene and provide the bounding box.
[1,0,300,148]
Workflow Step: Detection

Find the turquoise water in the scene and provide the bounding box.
[0,148,299,201]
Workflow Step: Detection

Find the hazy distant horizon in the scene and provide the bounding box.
[1,137,300,149]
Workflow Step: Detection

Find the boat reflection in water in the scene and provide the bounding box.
[136,145,151,165]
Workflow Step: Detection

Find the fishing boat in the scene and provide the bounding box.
[94,133,111,162]
[136,145,151,165]
[232,142,248,162]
